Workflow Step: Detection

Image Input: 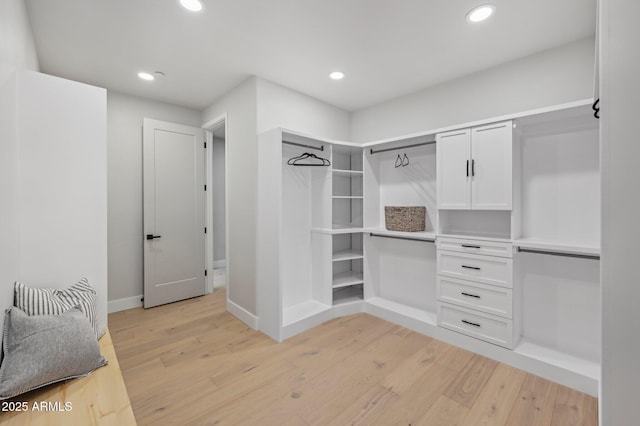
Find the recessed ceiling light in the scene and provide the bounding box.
[466,4,495,23]
[138,72,155,81]
[329,71,345,80]
[179,0,203,12]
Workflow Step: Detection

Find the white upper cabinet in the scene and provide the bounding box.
[437,121,512,210]
[437,129,471,209]
[471,122,512,209]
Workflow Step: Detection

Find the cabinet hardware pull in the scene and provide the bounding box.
[461,292,480,298]
[466,160,469,177]
[461,244,480,249]
[472,159,475,177]
[462,319,481,327]
[461,265,481,270]
[146,234,161,240]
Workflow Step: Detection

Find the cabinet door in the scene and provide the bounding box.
[437,129,471,209]
[471,121,512,210]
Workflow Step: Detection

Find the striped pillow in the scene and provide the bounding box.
[14,284,69,315]
[14,279,103,339]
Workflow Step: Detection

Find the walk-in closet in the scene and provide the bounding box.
[257,99,600,396]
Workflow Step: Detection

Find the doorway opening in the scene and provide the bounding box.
[205,115,228,293]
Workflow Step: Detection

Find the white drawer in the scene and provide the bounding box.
[437,251,512,288]
[438,302,514,349]
[437,276,512,318]
[436,237,513,258]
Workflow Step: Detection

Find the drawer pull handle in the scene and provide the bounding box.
[462,319,481,327]
[461,292,480,299]
[461,244,481,249]
[461,265,481,270]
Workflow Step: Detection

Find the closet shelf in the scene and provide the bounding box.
[365,228,436,242]
[366,297,437,326]
[437,232,512,243]
[512,238,600,257]
[332,195,363,199]
[332,224,364,232]
[311,227,364,235]
[283,300,331,327]
[332,249,364,262]
[333,169,364,176]
[514,339,600,381]
[333,271,364,288]
[333,285,363,305]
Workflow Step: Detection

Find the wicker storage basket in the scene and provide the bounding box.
[384,206,426,232]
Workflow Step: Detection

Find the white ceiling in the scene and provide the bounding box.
[25,0,596,112]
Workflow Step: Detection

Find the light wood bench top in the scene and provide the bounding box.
[0,329,136,425]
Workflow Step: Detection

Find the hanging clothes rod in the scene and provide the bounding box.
[369,233,435,243]
[516,247,600,260]
[370,140,435,155]
[283,140,324,151]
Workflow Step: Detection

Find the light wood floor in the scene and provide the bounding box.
[109,290,598,425]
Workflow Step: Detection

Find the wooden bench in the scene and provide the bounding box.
[0,330,136,425]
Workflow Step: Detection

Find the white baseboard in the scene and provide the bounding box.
[213,260,227,269]
[226,298,258,329]
[108,295,143,313]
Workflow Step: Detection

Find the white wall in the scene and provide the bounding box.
[201,77,350,323]
[107,91,202,303]
[16,70,108,332]
[212,135,226,265]
[600,0,640,424]
[0,68,20,343]
[0,0,39,340]
[0,67,108,336]
[202,77,259,319]
[0,0,39,71]
[257,78,350,139]
[350,37,595,142]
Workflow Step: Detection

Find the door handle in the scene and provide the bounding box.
[146,234,162,240]
[461,265,481,270]
[462,319,481,327]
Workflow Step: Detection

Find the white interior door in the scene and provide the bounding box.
[143,118,205,308]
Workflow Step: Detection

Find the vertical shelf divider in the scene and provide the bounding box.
[331,145,365,305]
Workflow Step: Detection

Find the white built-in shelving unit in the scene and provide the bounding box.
[511,104,601,384]
[330,145,365,306]
[435,121,518,351]
[362,135,438,325]
[257,129,333,342]
[332,145,364,230]
[256,99,601,396]
[512,105,600,256]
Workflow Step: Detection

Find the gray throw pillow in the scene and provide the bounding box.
[14,278,104,339]
[0,307,107,400]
